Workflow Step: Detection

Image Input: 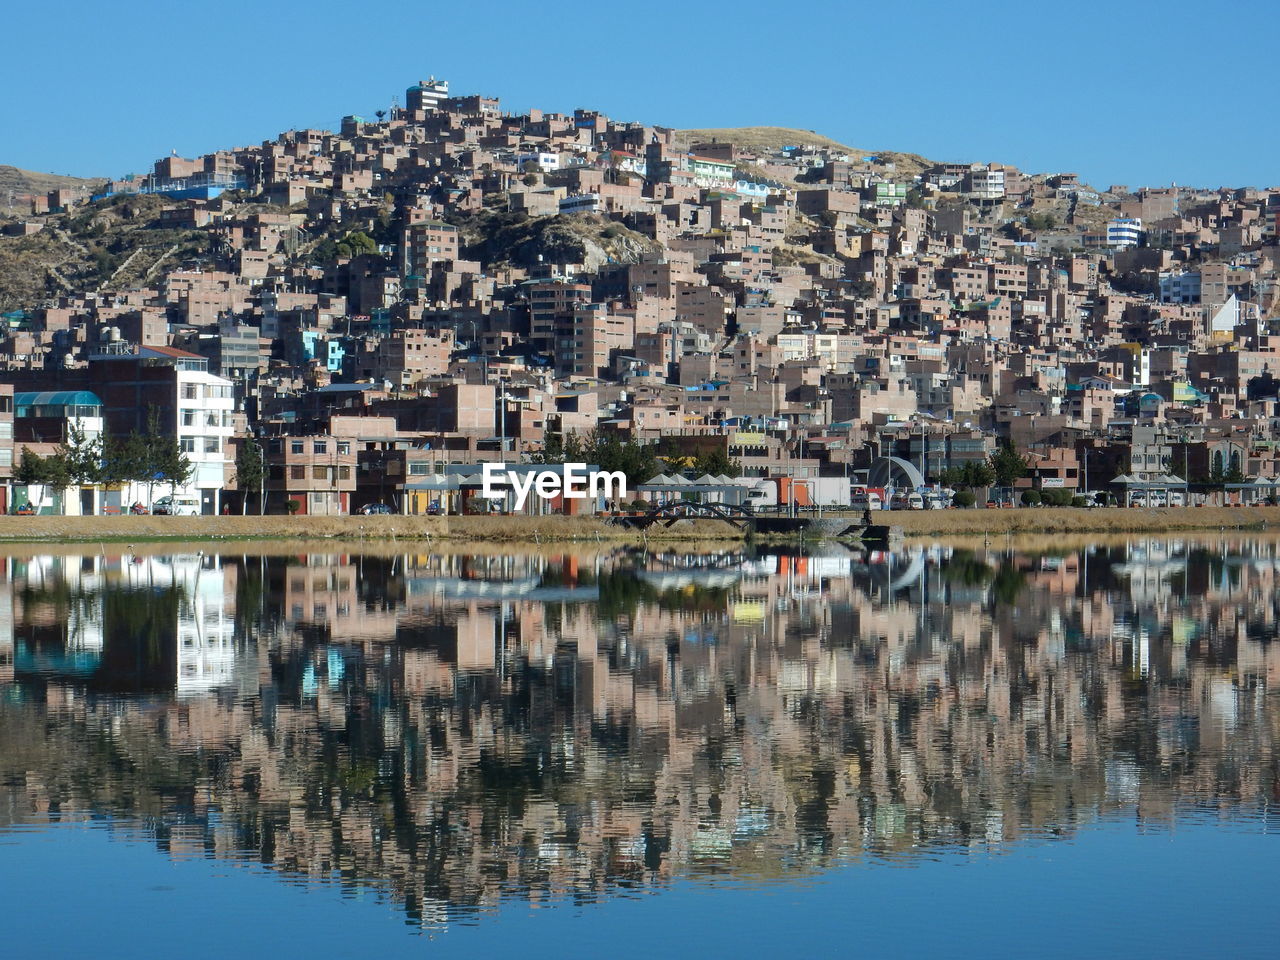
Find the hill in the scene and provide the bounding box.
[0,166,105,216]
[675,126,857,155]
[0,193,212,311]
[674,127,935,178]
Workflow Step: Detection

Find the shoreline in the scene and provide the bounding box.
[0,505,1276,546]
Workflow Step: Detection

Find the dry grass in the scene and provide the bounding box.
[0,514,745,545]
[886,505,1280,537]
[0,506,1273,549]
[675,127,856,154]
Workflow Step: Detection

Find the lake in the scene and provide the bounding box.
[1,538,1278,959]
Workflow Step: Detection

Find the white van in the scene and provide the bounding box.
[890,491,924,511]
[153,495,201,516]
[852,491,883,511]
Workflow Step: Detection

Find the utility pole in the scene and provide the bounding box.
[498,377,506,459]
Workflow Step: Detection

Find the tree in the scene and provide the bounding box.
[586,432,659,491]
[941,461,996,492]
[532,430,584,466]
[990,442,1029,488]
[57,422,101,485]
[234,438,266,515]
[692,448,742,478]
[335,230,378,260]
[139,407,191,500]
[100,431,148,487]
[14,448,69,489]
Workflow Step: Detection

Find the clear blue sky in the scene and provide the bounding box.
[4,0,1275,189]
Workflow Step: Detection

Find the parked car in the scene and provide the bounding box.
[153,495,201,516]
[359,502,393,515]
[890,491,924,510]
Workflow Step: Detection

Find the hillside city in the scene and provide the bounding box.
[1,76,1279,515]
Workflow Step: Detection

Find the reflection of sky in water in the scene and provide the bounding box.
[2,818,1275,960]
[1,538,1280,955]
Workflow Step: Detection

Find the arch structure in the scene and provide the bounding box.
[868,456,926,490]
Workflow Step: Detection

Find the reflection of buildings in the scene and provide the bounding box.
[2,538,1280,926]
[5,552,240,694]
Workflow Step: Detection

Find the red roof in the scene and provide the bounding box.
[141,345,205,360]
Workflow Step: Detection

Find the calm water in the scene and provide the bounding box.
[1,539,1278,959]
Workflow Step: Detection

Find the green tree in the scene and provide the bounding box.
[990,442,1030,488]
[588,432,659,490]
[100,432,148,486]
[532,430,584,466]
[234,438,266,515]
[335,230,378,260]
[140,407,191,499]
[14,448,69,488]
[692,448,742,478]
[57,422,101,485]
[941,461,997,491]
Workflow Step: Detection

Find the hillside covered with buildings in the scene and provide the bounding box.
[0,75,1277,515]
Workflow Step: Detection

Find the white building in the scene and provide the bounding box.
[559,193,602,215]
[175,360,236,509]
[405,77,448,113]
[516,151,562,173]
[968,166,1006,200]
[1159,271,1201,304]
[1107,217,1143,248]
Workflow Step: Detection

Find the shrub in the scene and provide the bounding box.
[1041,489,1072,506]
[286,499,301,515]
[1071,496,1091,508]
[1020,490,1042,507]
[630,498,649,512]
[953,491,977,508]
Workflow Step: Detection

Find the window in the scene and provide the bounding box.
[337,442,350,455]
[204,438,220,454]
[180,438,196,453]
[338,465,351,480]
[181,410,196,427]
[312,465,328,480]
[313,441,327,454]
[291,441,304,455]
[181,384,198,400]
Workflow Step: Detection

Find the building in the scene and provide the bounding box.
[264,434,356,515]
[405,77,449,113]
[1107,217,1143,248]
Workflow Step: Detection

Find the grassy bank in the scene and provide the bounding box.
[0,505,1275,546]
[885,504,1280,537]
[0,513,735,544]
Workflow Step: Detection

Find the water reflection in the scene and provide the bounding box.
[1,538,1278,926]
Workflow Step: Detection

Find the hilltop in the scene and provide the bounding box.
[675,126,857,154]
[675,127,936,178]
[0,166,104,215]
